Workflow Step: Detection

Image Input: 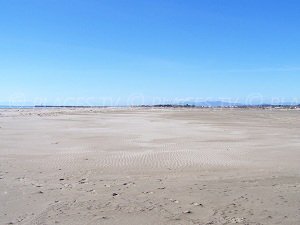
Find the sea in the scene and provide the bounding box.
[0,106,35,109]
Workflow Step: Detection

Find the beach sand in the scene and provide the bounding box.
[0,108,300,225]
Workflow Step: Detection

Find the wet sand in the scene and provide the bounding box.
[0,108,300,225]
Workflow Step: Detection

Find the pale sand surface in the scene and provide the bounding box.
[0,108,300,225]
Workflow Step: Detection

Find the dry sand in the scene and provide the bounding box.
[0,108,300,225]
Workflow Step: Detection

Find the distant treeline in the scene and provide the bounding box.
[34,104,300,109]
[138,104,196,108]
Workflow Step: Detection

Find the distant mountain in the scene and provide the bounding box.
[177,100,300,107]
[178,101,244,107]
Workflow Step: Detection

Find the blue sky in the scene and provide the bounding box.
[0,0,300,105]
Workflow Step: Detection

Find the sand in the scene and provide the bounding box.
[0,108,300,225]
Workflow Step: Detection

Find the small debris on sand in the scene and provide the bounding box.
[157,187,166,190]
[191,202,203,207]
[183,210,192,214]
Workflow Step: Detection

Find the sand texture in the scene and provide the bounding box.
[0,108,300,225]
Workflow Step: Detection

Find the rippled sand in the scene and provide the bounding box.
[1,108,300,224]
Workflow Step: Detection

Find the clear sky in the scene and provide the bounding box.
[1,0,300,106]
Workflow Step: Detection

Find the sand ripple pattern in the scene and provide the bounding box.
[97,149,243,169]
[34,146,245,171]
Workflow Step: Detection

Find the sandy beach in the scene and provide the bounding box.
[0,108,300,225]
